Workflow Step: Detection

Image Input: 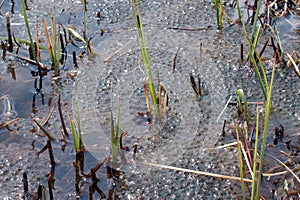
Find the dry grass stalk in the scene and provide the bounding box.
[145,162,253,183]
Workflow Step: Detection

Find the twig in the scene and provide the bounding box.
[5,52,47,69]
[173,46,181,73]
[216,95,232,122]
[145,162,253,182]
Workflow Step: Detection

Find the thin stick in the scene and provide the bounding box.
[42,106,55,126]
[145,162,253,183]
[240,141,254,177]
[272,156,300,183]
[5,52,47,69]
[216,95,232,121]
[173,46,180,73]
[32,117,55,140]
[208,141,238,150]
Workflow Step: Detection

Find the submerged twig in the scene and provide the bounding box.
[32,117,55,140]
[5,52,47,69]
[58,95,69,138]
[173,46,181,73]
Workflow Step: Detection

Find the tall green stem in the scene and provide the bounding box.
[255,66,275,199]
[132,0,160,120]
[21,0,36,60]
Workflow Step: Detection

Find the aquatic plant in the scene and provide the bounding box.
[236,0,269,101]
[131,0,160,121]
[68,0,93,58]
[213,0,223,29]
[42,17,61,76]
[251,66,275,200]
[21,0,35,60]
[110,85,121,162]
[67,99,84,154]
[236,89,247,119]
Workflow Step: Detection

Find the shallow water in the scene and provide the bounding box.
[0,0,299,199]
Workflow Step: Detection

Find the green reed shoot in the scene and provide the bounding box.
[110,85,121,162]
[67,100,84,154]
[251,105,260,199]
[132,0,160,121]
[236,0,268,101]
[42,18,60,76]
[68,0,93,57]
[253,66,274,199]
[213,0,223,29]
[21,0,35,60]
[236,89,247,119]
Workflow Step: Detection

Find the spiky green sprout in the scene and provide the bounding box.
[132,0,161,122]
[110,84,121,162]
[67,99,84,154]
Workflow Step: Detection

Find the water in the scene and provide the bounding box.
[0,0,299,199]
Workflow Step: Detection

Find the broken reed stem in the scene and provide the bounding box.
[158,83,162,118]
[189,73,199,96]
[85,157,109,178]
[42,106,55,126]
[6,12,13,53]
[5,52,47,69]
[197,76,202,96]
[146,162,252,183]
[222,119,227,136]
[22,171,29,194]
[143,82,151,113]
[58,95,69,137]
[173,46,180,73]
[47,140,56,166]
[35,23,41,62]
[32,117,55,140]
[163,92,168,114]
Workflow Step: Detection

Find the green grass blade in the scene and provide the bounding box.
[21,0,35,60]
[251,106,260,200]
[110,83,118,162]
[68,28,87,45]
[76,98,84,152]
[68,111,80,153]
[255,65,275,199]
[132,0,160,120]
[250,0,263,43]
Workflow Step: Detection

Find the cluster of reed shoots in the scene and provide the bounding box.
[132,0,166,122]
[19,0,93,77]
